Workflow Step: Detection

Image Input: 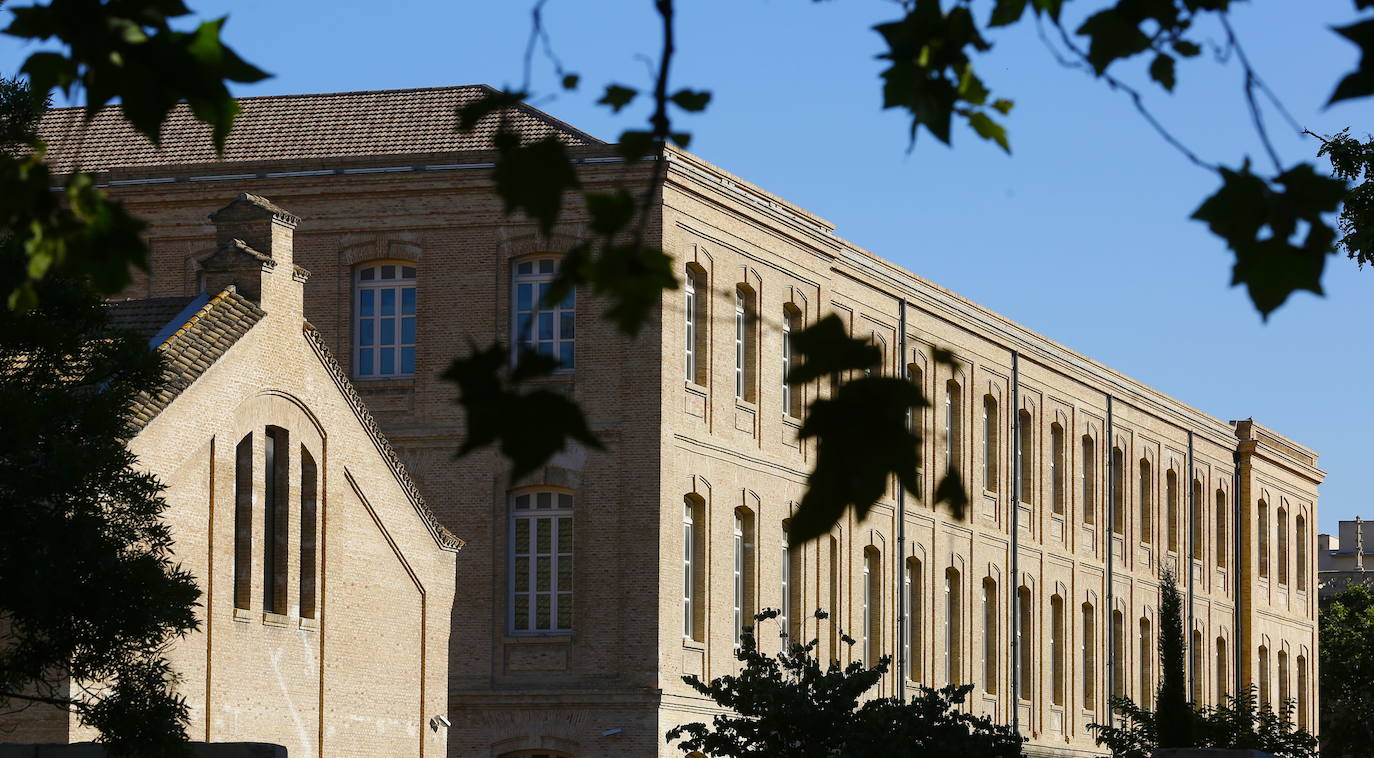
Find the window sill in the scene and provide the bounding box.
[734,398,758,412]
[262,612,291,628]
[232,607,253,623]
[682,638,705,651]
[353,377,416,391]
[503,633,572,644]
[299,617,319,632]
[684,380,708,394]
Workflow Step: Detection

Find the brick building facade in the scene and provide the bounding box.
[33,86,1322,757]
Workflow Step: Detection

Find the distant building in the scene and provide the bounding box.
[1319,518,1374,598]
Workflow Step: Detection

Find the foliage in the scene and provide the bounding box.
[0,74,45,146]
[1154,567,1192,747]
[1091,687,1316,758]
[665,609,1024,757]
[1318,580,1374,756]
[0,256,201,755]
[1311,128,1374,268]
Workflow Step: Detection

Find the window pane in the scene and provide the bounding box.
[402,287,416,316]
[557,592,572,628]
[358,348,373,376]
[560,311,575,339]
[401,265,416,279]
[401,317,416,345]
[559,494,573,509]
[561,288,574,308]
[380,348,394,375]
[539,259,554,274]
[514,595,529,630]
[515,519,530,547]
[557,555,572,589]
[517,261,533,275]
[537,492,551,509]
[557,518,572,552]
[539,312,553,340]
[401,347,415,375]
[359,319,374,347]
[380,318,395,345]
[360,267,375,281]
[515,557,530,591]
[536,523,551,553]
[360,289,375,317]
[536,557,551,591]
[538,282,550,304]
[381,288,396,316]
[381,264,395,279]
[517,283,533,312]
[515,494,530,510]
[559,341,574,368]
[535,594,551,629]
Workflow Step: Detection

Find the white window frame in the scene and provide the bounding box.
[734,289,746,399]
[862,554,872,665]
[782,309,792,416]
[685,269,697,382]
[508,490,574,635]
[354,262,416,379]
[780,534,791,639]
[512,257,574,370]
[733,512,745,647]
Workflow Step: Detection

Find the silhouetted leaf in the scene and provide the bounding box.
[990,98,1014,115]
[445,342,602,482]
[965,110,1010,153]
[491,133,581,237]
[1150,53,1177,91]
[990,0,1028,27]
[1329,18,1374,103]
[1076,7,1152,74]
[1172,39,1202,57]
[561,73,580,90]
[456,89,529,131]
[670,88,711,112]
[617,129,656,161]
[932,469,968,520]
[597,83,638,113]
[785,314,881,385]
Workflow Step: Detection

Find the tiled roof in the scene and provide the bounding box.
[107,296,198,342]
[37,85,602,175]
[119,287,265,431]
[302,322,464,552]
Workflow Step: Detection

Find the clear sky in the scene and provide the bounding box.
[3,1,1369,533]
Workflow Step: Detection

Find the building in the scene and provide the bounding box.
[35,86,1323,758]
[1318,518,1374,597]
[1,193,462,758]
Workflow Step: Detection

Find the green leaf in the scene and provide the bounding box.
[965,110,1010,153]
[989,0,1028,27]
[1172,39,1202,57]
[1329,19,1374,104]
[785,314,882,385]
[1030,0,1064,22]
[1149,53,1177,92]
[1076,7,1152,74]
[490,134,581,237]
[669,88,712,112]
[597,84,638,113]
[616,129,656,161]
[456,89,529,132]
[990,98,1014,115]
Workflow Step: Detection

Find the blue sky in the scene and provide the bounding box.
[3,1,1369,533]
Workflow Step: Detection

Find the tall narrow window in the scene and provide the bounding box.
[945,380,962,476]
[907,557,923,682]
[1138,617,1152,709]
[1259,645,1270,707]
[1051,594,1065,706]
[1051,423,1065,515]
[945,568,962,685]
[1296,515,1308,591]
[864,548,881,666]
[1297,654,1308,729]
[1215,489,1227,569]
[983,578,998,694]
[1018,586,1033,700]
[787,528,804,641]
[1019,410,1035,504]
[1112,610,1125,699]
[829,536,840,662]
[510,490,574,634]
[683,496,704,640]
[263,426,289,615]
[1191,480,1204,561]
[1167,469,1179,552]
[233,434,253,610]
[734,286,757,402]
[1192,630,1204,704]
[1259,500,1270,579]
[783,305,802,417]
[910,365,926,496]
[1278,649,1289,709]
[733,509,757,646]
[684,265,707,384]
[1139,459,1152,544]
[513,258,574,369]
[1277,507,1289,585]
[299,447,318,620]
[355,262,417,378]
[1216,637,1229,705]
[1082,435,1097,525]
[1111,447,1125,535]
[1083,603,1097,709]
[983,395,999,492]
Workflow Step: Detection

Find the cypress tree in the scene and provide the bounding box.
[1156,567,1194,748]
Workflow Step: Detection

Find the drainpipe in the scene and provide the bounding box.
[1106,395,1115,723]
[1011,351,1021,733]
[1187,431,1195,698]
[897,302,907,702]
[1233,448,1242,701]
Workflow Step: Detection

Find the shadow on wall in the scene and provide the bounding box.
[0,744,286,758]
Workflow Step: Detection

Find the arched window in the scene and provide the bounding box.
[828,535,841,662]
[300,447,318,620]
[1297,654,1309,729]
[1139,459,1152,544]
[1191,480,1204,560]
[863,547,881,666]
[263,426,289,615]
[982,395,999,492]
[1259,644,1271,707]
[733,508,756,646]
[1082,435,1097,525]
[1018,586,1033,701]
[910,365,926,495]
[1019,409,1034,504]
[1215,489,1227,569]
[1296,515,1308,591]
[1278,649,1290,709]
[1192,630,1204,704]
[1112,609,1125,699]
[1051,423,1065,515]
[1277,507,1289,586]
[782,522,803,641]
[684,265,707,385]
[1216,636,1229,705]
[734,286,757,402]
[1051,594,1065,706]
[1139,617,1152,709]
[510,490,574,634]
[355,262,417,378]
[233,434,253,610]
[683,495,704,640]
[945,380,962,476]
[1167,469,1179,552]
[512,257,573,369]
[1082,602,1097,709]
[782,305,803,417]
[945,567,962,685]
[907,557,923,682]
[1111,446,1125,535]
[1259,500,1270,579]
[982,578,998,694]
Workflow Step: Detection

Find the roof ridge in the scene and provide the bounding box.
[43,84,497,113]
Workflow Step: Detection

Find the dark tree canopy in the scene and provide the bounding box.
[1319,581,1374,757]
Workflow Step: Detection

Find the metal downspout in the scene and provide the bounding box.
[1011,351,1021,733]
[897,303,908,701]
[1106,395,1116,723]
[1187,431,1196,700]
